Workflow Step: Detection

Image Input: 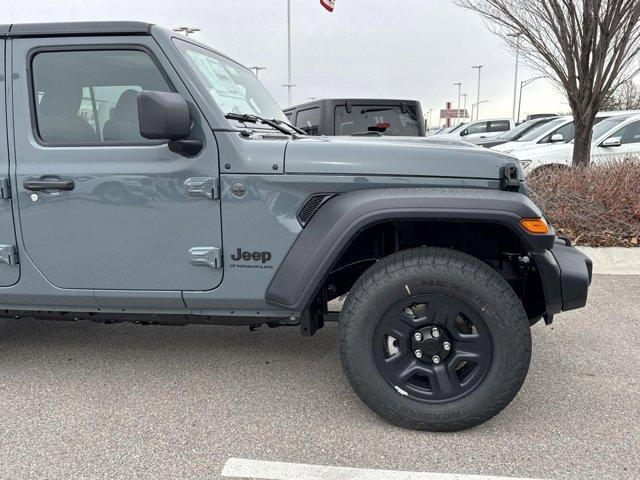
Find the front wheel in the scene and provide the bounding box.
[339,247,532,431]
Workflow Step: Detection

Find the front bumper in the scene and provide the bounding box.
[532,238,593,315]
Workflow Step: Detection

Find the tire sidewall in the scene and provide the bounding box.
[339,248,531,429]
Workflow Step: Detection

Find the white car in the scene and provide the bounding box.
[438,118,514,141]
[512,113,640,175]
[492,110,640,154]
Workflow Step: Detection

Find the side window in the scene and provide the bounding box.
[295,107,320,135]
[31,49,172,144]
[540,122,575,143]
[487,120,510,132]
[611,120,640,144]
[463,122,488,135]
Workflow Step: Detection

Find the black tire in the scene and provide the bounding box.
[338,247,531,431]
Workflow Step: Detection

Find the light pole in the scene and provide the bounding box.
[173,26,201,36]
[471,100,489,121]
[282,0,295,106]
[461,93,468,120]
[453,82,462,126]
[249,66,267,78]
[472,65,483,120]
[507,33,521,122]
[517,76,544,123]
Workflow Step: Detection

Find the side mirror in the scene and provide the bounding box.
[460,129,468,136]
[137,91,202,156]
[550,133,564,143]
[601,137,622,148]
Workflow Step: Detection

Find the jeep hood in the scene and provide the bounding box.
[284,136,519,179]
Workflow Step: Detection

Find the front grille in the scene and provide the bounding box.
[297,193,336,226]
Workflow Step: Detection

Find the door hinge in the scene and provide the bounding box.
[189,247,222,269]
[0,178,11,199]
[0,244,18,266]
[185,177,220,200]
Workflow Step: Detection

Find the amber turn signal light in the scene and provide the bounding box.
[520,218,549,234]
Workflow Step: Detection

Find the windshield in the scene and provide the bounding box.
[334,104,420,136]
[174,39,286,125]
[516,117,567,142]
[498,118,551,141]
[447,122,466,134]
[591,115,631,141]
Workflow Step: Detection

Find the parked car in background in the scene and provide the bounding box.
[513,113,640,176]
[427,123,467,136]
[284,98,425,136]
[525,113,559,121]
[473,116,558,148]
[490,111,637,154]
[437,118,514,141]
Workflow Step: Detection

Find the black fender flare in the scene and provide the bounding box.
[265,187,555,311]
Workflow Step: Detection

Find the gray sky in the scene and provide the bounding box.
[4,0,568,122]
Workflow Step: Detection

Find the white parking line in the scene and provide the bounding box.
[221,458,549,480]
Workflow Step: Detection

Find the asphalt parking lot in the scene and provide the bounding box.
[0,274,637,480]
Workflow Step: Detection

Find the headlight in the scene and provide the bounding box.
[520,160,532,169]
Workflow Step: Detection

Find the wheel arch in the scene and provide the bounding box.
[265,187,555,314]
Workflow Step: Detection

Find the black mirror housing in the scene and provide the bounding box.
[137,91,191,140]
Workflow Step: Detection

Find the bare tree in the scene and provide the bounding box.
[455,0,640,166]
[602,79,640,110]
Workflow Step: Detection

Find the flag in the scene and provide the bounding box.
[320,0,335,12]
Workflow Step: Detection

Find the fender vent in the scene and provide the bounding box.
[297,194,336,226]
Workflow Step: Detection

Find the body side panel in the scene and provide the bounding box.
[184,178,505,316]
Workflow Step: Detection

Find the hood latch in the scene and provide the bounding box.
[500,163,521,192]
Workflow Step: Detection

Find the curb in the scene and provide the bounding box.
[576,246,640,275]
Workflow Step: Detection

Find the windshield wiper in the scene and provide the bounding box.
[272,118,307,135]
[225,113,305,136]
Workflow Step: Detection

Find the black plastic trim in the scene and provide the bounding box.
[531,239,591,314]
[530,251,563,315]
[266,187,555,311]
[3,22,152,38]
[551,243,592,311]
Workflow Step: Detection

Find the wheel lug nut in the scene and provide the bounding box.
[432,355,441,364]
[431,327,440,338]
[414,350,423,359]
[413,332,422,341]
[443,342,451,351]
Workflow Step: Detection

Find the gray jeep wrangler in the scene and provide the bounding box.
[0,22,592,431]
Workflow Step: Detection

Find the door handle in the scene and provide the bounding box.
[23,176,75,192]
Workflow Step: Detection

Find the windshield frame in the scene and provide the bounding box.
[172,37,286,132]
